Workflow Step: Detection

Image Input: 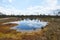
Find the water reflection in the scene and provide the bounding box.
[10,19,48,31]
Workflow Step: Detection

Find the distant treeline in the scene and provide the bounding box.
[0,15,60,18]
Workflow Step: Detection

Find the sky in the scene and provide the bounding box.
[0,0,60,15]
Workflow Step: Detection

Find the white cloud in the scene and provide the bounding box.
[24,0,60,15]
[46,0,57,6]
[8,0,15,3]
[0,6,21,15]
[9,0,12,2]
[2,0,14,3]
[0,0,60,15]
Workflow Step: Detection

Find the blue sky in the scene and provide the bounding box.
[0,0,44,10]
[0,0,60,15]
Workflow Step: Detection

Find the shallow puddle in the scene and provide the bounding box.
[10,19,48,31]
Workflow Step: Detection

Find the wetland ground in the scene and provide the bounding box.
[0,17,60,40]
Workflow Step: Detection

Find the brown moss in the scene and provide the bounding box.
[0,17,60,40]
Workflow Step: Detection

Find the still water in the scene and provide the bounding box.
[10,19,48,31]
